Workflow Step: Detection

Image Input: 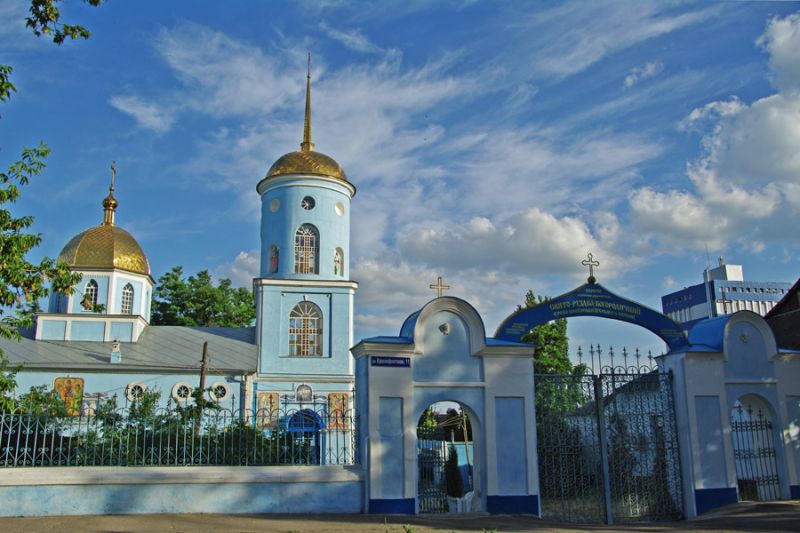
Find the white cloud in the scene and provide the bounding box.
[629,11,800,251]
[524,3,716,79]
[215,250,259,288]
[662,275,676,290]
[395,208,625,281]
[757,12,800,92]
[319,21,385,54]
[109,95,175,133]
[624,61,663,87]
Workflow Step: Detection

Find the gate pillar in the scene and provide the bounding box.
[660,311,800,517]
[352,297,538,514]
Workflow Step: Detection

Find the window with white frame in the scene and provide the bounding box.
[82,279,98,309]
[294,224,319,274]
[121,283,134,314]
[288,301,322,356]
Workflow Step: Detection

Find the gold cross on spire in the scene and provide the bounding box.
[581,252,600,284]
[429,276,450,297]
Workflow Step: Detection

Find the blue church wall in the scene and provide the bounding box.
[70,321,106,341]
[110,321,134,341]
[40,320,67,340]
[412,311,482,383]
[379,397,404,499]
[724,320,773,380]
[259,179,352,280]
[0,467,363,516]
[257,285,353,376]
[693,395,728,488]
[72,275,110,314]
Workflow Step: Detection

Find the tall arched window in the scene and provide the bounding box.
[82,279,98,309]
[294,224,319,274]
[121,283,134,314]
[288,301,322,356]
[334,247,344,277]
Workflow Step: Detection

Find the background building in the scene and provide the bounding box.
[661,258,792,330]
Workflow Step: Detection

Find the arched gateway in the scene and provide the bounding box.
[352,297,538,515]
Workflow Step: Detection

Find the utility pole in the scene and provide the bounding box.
[199,341,209,395]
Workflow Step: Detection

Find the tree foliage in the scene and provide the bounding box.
[151,266,256,328]
[518,290,577,375]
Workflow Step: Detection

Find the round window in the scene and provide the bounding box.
[209,381,230,402]
[171,382,193,403]
[269,198,280,212]
[126,382,146,402]
[301,196,315,210]
[335,202,345,216]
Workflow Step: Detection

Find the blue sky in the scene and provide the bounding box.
[2,0,799,361]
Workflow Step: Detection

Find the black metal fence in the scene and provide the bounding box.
[731,403,781,501]
[535,365,683,524]
[0,404,357,468]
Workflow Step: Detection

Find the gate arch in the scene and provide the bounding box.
[495,282,689,353]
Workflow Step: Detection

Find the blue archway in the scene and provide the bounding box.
[494,282,689,353]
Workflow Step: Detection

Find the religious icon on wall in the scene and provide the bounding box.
[328,392,348,429]
[256,392,280,428]
[334,249,343,276]
[295,384,313,403]
[269,245,279,274]
[53,377,85,416]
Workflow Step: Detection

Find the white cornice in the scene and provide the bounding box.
[253,374,355,383]
[256,174,356,197]
[351,342,415,358]
[254,278,358,290]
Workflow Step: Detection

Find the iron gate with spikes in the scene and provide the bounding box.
[730,403,781,502]
[535,370,683,524]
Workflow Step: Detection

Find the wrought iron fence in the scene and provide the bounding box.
[535,367,683,524]
[731,403,780,501]
[0,402,358,468]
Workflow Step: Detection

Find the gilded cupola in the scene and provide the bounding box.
[260,56,352,188]
[58,166,151,277]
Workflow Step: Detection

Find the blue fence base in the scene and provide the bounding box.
[791,485,800,499]
[486,495,539,515]
[369,498,415,514]
[694,487,738,515]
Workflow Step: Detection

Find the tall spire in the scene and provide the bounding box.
[102,160,118,226]
[300,52,314,152]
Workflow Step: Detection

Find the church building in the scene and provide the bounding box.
[1,68,355,422]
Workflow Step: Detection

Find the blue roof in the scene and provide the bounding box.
[687,315,732,352]
[361,336,413,345]
[399,310,420,337]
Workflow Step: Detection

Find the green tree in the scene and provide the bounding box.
[519,290,581,375]
[151,266,256,328]
[0,1,104,411]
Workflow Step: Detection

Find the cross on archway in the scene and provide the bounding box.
[582,253,600,284]
[429,276,450,297]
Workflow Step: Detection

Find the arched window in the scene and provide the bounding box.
[294,224,319,274]
[334,247,344,277]
[269,245,279,274]
[289,301,322,356]
[121,283,134,314]
[82,279,98,309]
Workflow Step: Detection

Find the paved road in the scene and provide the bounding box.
[1,501,798,532]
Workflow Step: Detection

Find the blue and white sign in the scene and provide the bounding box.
[495,283,689,353]
[371,356,411,368]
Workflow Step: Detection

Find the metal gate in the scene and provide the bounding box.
[730,403,781,501]
[417,425,448,513]
[535,370,683,523]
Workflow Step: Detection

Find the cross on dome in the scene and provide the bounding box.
[582,253,600,284]
[429,276,450,297]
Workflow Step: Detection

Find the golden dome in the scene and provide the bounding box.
[266,149,348,181]
[260,56,353,189]
[58,172,150,277]
[58,225,150,277]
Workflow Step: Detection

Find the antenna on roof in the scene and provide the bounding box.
[704,243,711,270]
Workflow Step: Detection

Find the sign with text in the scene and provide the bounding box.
[371,356,411,368]
[495,283,689,353]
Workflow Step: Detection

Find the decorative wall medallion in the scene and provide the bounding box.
[739,332,750,343]
[439,323,451,336]
[296,383,313,402]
